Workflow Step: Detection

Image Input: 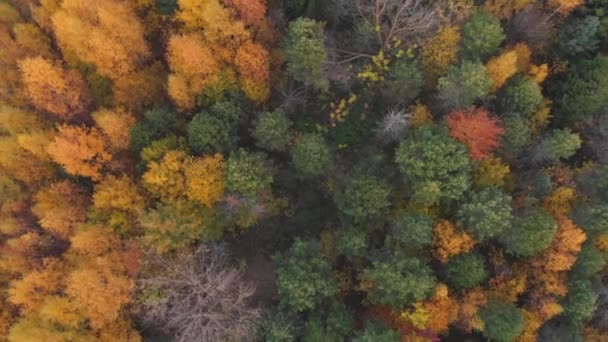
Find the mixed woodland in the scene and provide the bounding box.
[1,0,608,341]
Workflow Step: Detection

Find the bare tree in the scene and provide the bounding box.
[508,6,556,50]
[137,244,262,342]
[374,107,411,144]
[333,0,439,63]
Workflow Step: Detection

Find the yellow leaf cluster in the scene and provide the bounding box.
[421,26,461,87]
[18,56,91,120]
[93,108,136,152]
[432,220,476,263]
[185,154,226,207]
[474,156,511,188]
[32,180,89,239]
[51,0,150,79]
[142,150,188,201]
[410,102,433,128]
[542,186,576,217]
[47,125,112,181]
[93,175,145,215]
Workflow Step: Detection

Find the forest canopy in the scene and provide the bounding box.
[0,0,608,341]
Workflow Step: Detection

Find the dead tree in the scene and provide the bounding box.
[137,244,262,342]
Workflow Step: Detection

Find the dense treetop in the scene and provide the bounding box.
[0,0,607,341]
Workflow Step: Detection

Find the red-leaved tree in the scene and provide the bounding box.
[446,108,504,161]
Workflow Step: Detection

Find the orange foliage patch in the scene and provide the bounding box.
[447,108,504,161]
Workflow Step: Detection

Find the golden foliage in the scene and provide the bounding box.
[185,154,226,207]
[410,102,433,128]
[432,220,476,263]
[51,0,150,79]
[47,125,112,181]
[32,180,89,239]
[18,56,91,120]
[528,64,549,84]
[142,150,188,201]
[530,98,552,133]
[177,0,249,48]
[542,186,576,217]
[93,175,145,215]
[475,156,510,188]
[532,216,586,272]
[92,108,136,152]
[167,33,220,110]
[483,0,534,19]
[488,273,527,304]
[8,260,65,315]
[486,51,518,93]
[457,288,488,332]
[421,26,461,87]
[0,136,55,185]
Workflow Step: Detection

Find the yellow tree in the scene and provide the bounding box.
[421,26,461,87]
[92,108,136,152]
[46,125,112,181]
[66,226,136,330]
[485,51,518,92]
[32,180,89,239]
[167,33,220,110]
[142,150,188,201]
[93,174,145,215]
[547,0,584,16]
[51,0,149,79]
[432,220,476,263]
[18,56,91,121]
[8,259,65,315]
[234,41,270,102]
[185,154,226,207]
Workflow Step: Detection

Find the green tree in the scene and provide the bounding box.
[292,133,332,177]
[353,323,400,342]
[226,149,273,199]
[437,60,492,111]
[335,175,391,224]
[444,252,488,289]
[361,254,436,309]
[130,107,178,152]
[274,239,338,312]
[479,300,525,342]
[392,213,434,248]
[457,187,513,241]
[563,279,598,323]
[395,124,472,202]
[381,58,424,106]
[187,100,241,154]
[500,113,531,159]
[497,75,543,116]
[252,109,293,152]
[557,16,600,56]
[461,11,506,60]
[284,18,328,90]
[531,128,581,164]
[335,228,368,259]
[139,202,225,252]
[551,56,608,124]
[499,208,557,257]
[571,241,606,278]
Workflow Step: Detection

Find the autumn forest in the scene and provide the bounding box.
[1,0,608,341]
